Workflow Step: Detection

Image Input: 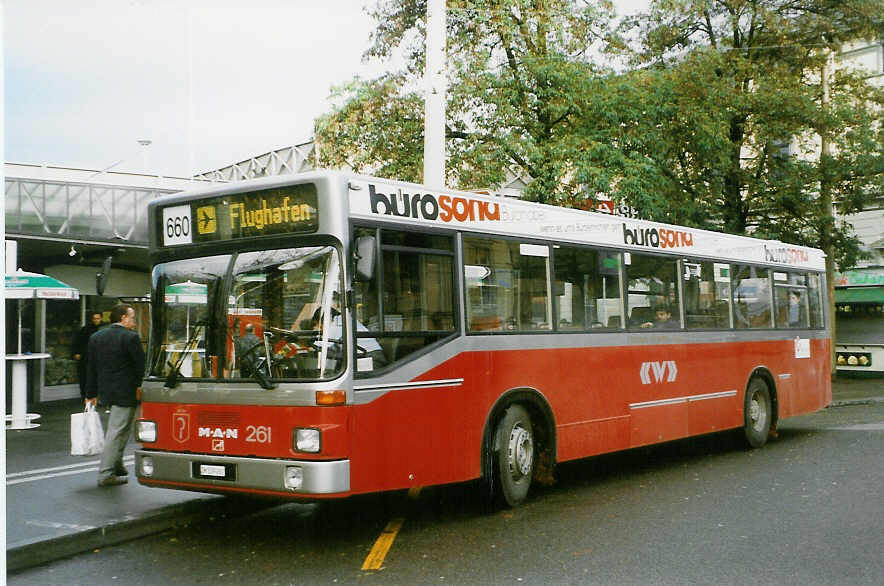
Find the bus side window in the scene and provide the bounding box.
[463,236,551,332]
[734,265,772,329]
[353,228,381,332]
[684,261,731,330]
[552,246,622,331]
[354,228,456,373]
[774,272,808,329]
[625,253,681,329]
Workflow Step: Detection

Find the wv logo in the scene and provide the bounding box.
[640,361,678,384]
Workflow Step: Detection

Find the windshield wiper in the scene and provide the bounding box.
[165,322,205,388]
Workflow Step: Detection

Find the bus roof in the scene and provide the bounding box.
[348,175,826,272]
[149,170,826,271]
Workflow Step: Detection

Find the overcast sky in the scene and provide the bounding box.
[4,0,648,178]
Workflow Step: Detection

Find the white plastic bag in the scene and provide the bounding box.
[71,404,105,456]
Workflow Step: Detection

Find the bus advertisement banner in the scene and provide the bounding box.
[349,179,825,271]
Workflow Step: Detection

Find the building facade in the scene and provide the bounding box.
[4,163,205,401]
[832,39,884,373]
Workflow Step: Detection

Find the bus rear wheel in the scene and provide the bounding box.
[743,378,772,448]
[493,404,535,508]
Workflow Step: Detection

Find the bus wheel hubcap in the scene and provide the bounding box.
[750,395,764,430]
[507,425,533,479]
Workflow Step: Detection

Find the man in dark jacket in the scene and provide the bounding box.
[234,323,262,377]
[71,311,102,400]
[85,304,145,487]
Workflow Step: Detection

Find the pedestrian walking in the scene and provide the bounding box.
[71,311,103,399]
[85,304,145,487]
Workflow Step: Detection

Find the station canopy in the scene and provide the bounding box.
[835,287,884,304]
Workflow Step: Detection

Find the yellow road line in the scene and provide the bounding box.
[361,487,422,571]
[361,517,404,570]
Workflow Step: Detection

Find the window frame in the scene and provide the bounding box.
[550,243,624,332]
[623,251,683,330]
[681,259,734,330]
[350,223,459,374]
[462,233,555,334]
[773,271,810,329]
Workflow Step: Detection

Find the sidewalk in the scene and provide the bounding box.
[5,399,271,573]
[5,376,883,573]
[828,374,884,406]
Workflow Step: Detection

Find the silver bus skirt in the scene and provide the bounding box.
[135,450,350,495]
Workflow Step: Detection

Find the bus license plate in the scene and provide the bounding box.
[192,462,236,481]
[200,464,226,477]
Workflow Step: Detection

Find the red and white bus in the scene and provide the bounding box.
[136,171,831,507]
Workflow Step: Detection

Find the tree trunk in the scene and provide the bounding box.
[723,117,747,234]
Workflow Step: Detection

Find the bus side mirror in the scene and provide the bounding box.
[96,256,113,296]
[353,236,376,282]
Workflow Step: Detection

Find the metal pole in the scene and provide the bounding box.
[423,0,446,189]
[821,50,836,378]
[1,2,8,565]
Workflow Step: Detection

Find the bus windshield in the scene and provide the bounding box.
[149,245,346,384]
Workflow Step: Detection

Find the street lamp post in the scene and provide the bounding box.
[424,0,446,190]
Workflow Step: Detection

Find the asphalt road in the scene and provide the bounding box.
[10,403,883,586]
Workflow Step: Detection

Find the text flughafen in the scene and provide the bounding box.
[227,198,313,231]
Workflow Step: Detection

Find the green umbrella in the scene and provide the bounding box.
[5,270,79,300]
[164,280,207,303]
[4,270,79,354]
[165,281,208,337]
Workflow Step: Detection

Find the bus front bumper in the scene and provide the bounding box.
[135,450,350,496]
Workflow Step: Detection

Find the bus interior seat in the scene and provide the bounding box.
[751,310,772,328]
[470,316,502,331]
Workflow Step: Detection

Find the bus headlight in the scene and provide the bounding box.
[285,466,303,490]
[141,456,154,477]
[294,428,321,453]
[136,420,157,443]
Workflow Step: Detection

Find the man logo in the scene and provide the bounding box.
[640,361,678,384]
[212,439,225,452]
[173,412,190,443]
[196,205,217,234]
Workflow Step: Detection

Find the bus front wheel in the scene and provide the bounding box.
[743,378,772,448]
[493,404,535,507]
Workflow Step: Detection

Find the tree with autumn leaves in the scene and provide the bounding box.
[316,0,883,269]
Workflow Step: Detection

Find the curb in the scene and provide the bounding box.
[7,496,274,573]
[829,397,884,408]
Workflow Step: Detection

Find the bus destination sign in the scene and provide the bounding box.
[161,184,318,246]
